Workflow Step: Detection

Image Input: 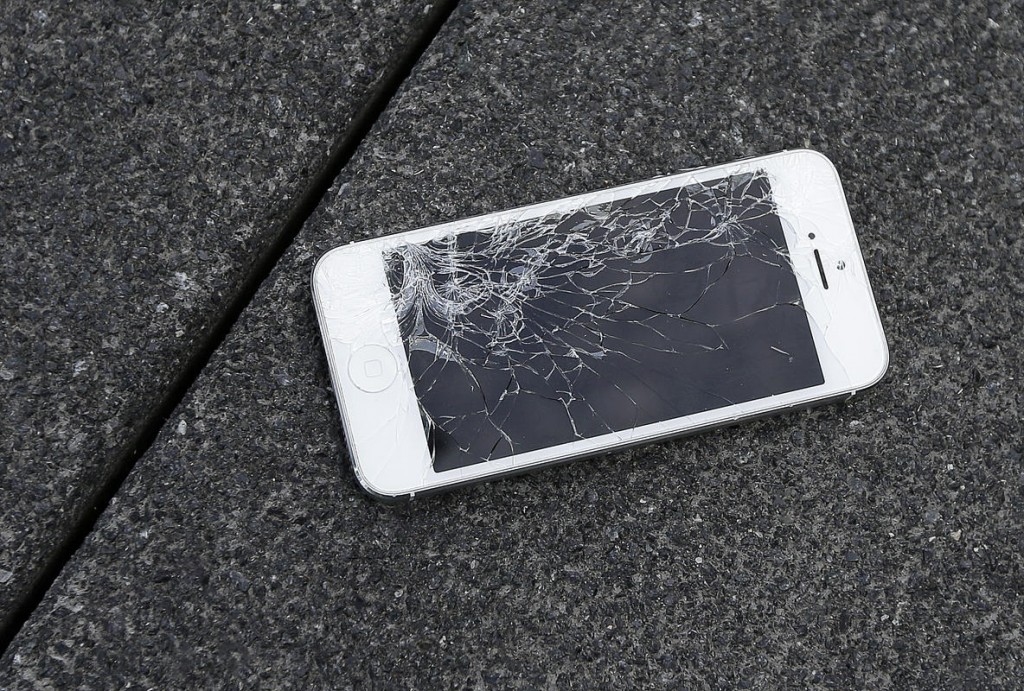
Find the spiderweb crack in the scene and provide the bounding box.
[384,171,818,470]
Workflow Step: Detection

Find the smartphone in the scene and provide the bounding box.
[312,150,888,499]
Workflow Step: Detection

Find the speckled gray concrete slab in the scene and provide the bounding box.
[0,1,438,627]
[5,0,1023,686]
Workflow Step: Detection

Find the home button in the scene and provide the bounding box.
[348,345,399,393]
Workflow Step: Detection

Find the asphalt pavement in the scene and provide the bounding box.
[2,0,1022,687]
[0,0,442,636]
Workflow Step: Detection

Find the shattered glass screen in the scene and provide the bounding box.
[384,172,824,471]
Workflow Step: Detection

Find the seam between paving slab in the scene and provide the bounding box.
[0,0,461,654]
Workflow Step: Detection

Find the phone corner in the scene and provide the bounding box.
[359,484,412,505]
[785,147,841,174]
[352,465,414,504]
[856,340,891,393]
[784,146,831,162]
[310,246,346,290]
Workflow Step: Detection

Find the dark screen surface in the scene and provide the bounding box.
[384,172,824,471]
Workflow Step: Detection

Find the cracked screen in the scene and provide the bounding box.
[384,172,824,471]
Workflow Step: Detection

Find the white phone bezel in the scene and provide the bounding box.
[312,149,889,498]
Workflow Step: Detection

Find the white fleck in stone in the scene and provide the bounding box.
[176,420,187,435]
[55,596,83,613]
[156,302,169,313]
[0,568,13,584]
[69,432,87,452]
[695,557,703,564]
[951,530,962,541]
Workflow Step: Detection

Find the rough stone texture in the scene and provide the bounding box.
[0,0,436,627]
[4,0,1024,686]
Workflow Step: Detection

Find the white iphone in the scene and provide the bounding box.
[312,149,888,499]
